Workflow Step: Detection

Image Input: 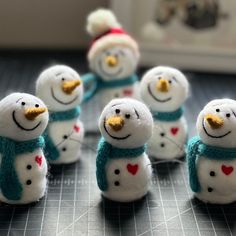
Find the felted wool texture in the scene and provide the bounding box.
[36,65,84,164]
[99,98,153,149]
[140,66,189,112]
[148,117,187,159]
[187,99,236,204]
[36,65,83,112]
[86,8,139,61]
[97,98,153,202]
[0,93,49,204]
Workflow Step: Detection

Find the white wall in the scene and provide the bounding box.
[0,0,108,49]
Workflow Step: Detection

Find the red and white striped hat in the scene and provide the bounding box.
[86,9,140,62]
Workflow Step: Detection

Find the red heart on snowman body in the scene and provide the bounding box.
[35,156,42,166]
[221,165,234,175]
[123,89,133,96]
[73,125,80,133]
[171,127,179,135]
[127,164,139,175]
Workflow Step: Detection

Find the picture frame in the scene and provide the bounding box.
[111,0,236,73]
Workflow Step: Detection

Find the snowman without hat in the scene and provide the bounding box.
[187,99,236,204]
[82,8,140,108]
[140,66,189,160]
[96,98,153,202]
[0,93,49,204]
[36,65,84,164]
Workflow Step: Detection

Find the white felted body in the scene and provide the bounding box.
[0,148,47,204]
[148,117,187,159]
[103,153,152,202]
[97,98,153,202]
[195,157,236,204]
[48,118,84,164]
[190,99,236,204]
[98,82,140,109]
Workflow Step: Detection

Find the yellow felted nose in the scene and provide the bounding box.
[62,80,81,94]
[106,116,124,132]
[25,107,47,120]
[156,78,170,92]
[105,55,118,67]
[205,114,224,129]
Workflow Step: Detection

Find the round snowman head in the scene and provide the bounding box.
[99,98,153,149]
[36,65,83,112]
[197,99,236,148]
[0,93,49,141]
[90,45,138,81]
[140,66,189,112]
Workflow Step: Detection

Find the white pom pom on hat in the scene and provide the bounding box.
[86,8,139,61]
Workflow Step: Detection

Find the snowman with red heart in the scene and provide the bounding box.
[96,98,153,202]
[140,66,189,160]
[188,99,236,204]
[36,65,84,164]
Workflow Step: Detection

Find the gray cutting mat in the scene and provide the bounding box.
[0,51,236,236]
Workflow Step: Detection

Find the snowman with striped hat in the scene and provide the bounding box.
[36,65,84,164]
[96,98,153,202]
[188,99,236,204]
[140,66,189,160]
[82,8,140,108]
[0,93,49,204]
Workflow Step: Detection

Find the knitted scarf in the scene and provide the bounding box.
[96,138,146,191]
[0,136,45,201]
[44,107,80,161]
[152,107,183,122]
[82,73,138,102]
[187,136,236,193]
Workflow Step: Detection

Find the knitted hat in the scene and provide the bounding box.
[86,9,140,61]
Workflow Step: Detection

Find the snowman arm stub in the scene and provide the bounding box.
[81,73,98,103]
[96,138,111,191]
[187,136,202,193]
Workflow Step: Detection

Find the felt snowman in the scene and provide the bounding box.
[188,99,236,204]
[82,8,140,108]
[140,66,189,160]
[36,65,84,164]
[0,93,49,204]
[96,98,153,202]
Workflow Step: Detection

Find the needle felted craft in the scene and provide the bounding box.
[140,66,189,160]
[187,99,236,204]
[0,93,49,204]
[96,98,153,202]
[36,65,84,164]
[82,8,140,108]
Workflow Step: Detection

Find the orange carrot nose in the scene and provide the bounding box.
[106,116,124,132]
[205,114,224,129]
[105,55,118,67]
[62,80,81,94]
[156,78,170,92]
[25,107,47,120]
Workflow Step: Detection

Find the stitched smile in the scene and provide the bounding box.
[148,83,172,103]
[98,60,123,77]
[202,119,231,138]
[103,118,131,140]
[51,87,78,105]
[12,111,41,131]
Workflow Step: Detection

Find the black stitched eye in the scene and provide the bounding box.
[125,114,131,119]
[216,109,220,112]
[158,77,162,80]
[61,78,65,81]
[115,109,120,114]
[168,80,172,84]
[21,102,25,106]
[35,104,39,108]
[226,113,231,118]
